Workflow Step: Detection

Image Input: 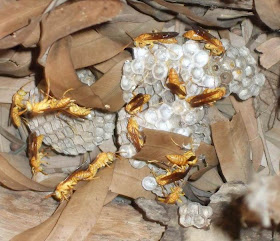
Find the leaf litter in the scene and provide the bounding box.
[0,0,279,240]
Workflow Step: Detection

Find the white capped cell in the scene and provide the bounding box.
[129,159,147,169]
[221,57,236,70]
[121,76,136,91]
[119,143,137,158]
[193,50,209,67]
[144,108,159,124]
[238,89,251,100]
[142,176,158,191]
[229,81,242,93]
[172,99,189,115]
[133,46,149,59]
[145,54,156,70]
[245,65,255,77]
[174,127,192,137]
[123,61,133,76]
[232,68,244,81]
[191,67,204,80]
[238,46,250,57]
[168,44,183,60]
[131,59,145,75]
[158,103,173,121]
[226,47,239,59]
[235,57,247,69]
[242,77,252,87]
[152,63,168,80]
[123,91,134,102]
[201,75,218,88]
[154,48,170,62]
[253,73,265,86]
[183,40,200,56]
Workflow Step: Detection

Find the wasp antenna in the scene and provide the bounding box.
[44,192,53,199]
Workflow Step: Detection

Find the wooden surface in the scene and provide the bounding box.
[0,186,58,241]
[87,203,165,241]
[0,184,163,241]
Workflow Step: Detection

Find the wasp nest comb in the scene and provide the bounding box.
[26,87,116,156]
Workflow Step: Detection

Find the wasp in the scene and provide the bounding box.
[90,152,115,169]
[63,102,91,118]
[125,93,151,115]
[28,132,47,175]
[158,186,185,204]
[186,87,226,108]
[166,150,197,167]
[154,167,189,186]
[166,68,186,99]
[183,26,225,56]
[127,117,145,152]
[53,152,115,201]
[134,32,179,48]
[11,106,27,127]
[10,81,31,127]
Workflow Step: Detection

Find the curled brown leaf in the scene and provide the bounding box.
[255,0,280,30]
[211,112,254,183]
[39,0,122,63]
[0,153,52,191]
[0,0,52,39]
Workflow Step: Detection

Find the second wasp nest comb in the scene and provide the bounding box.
[117,39,265,160]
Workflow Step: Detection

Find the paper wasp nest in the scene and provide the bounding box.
[117,40,265,159]
[179,201,213,228]
[26,88,116,156]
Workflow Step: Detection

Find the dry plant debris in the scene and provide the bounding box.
[0,0,279,240]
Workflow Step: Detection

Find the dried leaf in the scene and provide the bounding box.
[189,143,219,181]
[127,0,174,21]
[11,190,116,241]
[22,23,41,48]
[0,17,40,49]
[190,168,224,192]
[228,32,246,47]
[0,153,52,191]
[133,128,192,164]
[110,158,154,199]
[70,28,130,70]
[0,76,35,104]
[241,19,253,45]
[45,37,127,111]
[255,0,280,30]
[45,165,114,240]
[256,37,280,69]
[152,0,219,26]
[211,112,254,183]
[11,202,67,241]
[0,49,32,77]
[70,4,164,69]
[260,140,280,174]
[230,96,264,170]
[39,0,122,63]
[0,0,52,39]
[202,8,249,28]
